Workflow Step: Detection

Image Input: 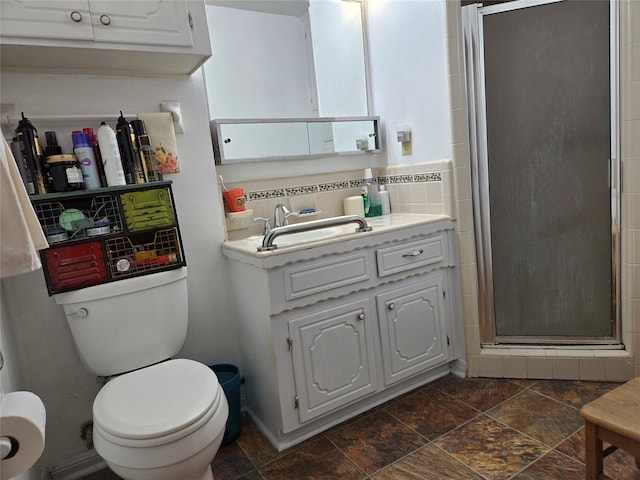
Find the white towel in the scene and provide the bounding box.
[0,132,48,278]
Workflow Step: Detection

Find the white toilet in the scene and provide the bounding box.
[54,268,229,480]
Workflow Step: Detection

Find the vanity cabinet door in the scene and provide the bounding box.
[288,297,379,423]
[376,272,449,386]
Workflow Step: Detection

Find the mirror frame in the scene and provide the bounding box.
[210,116,381,165]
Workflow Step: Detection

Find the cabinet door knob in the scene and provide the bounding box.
[70,11,83,22]
[100,14,111,26]
[402,249,424,258]
[358,313,365,320]
[388,303,396,311]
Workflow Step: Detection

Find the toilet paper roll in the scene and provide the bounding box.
[343,196,365,217]
[1,391,46,480]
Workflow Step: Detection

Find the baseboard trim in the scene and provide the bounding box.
[48,450,106,480]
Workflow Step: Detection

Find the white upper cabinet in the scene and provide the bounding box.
[88,1,193,47]
[1,1,94,40]
[0,0,211,76]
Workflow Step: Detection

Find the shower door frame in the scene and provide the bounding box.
[462,0,621,345]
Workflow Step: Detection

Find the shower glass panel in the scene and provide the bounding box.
[463,0,619,344]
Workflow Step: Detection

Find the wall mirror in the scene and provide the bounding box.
[202,0,375,163]
[211,116,380,164]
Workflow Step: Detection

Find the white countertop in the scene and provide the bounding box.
[222,213,453,267]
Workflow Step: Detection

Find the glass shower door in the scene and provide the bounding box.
[463,0,620,344]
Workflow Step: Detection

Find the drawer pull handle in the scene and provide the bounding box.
[358,313,365,320]
[70,11,83,22]
[388,303,395,311]
[100,14,111,25]
[402,249,424,258]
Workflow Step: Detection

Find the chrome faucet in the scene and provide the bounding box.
[273,203,298,228]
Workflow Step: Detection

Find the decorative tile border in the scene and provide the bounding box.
[247,172,442,200]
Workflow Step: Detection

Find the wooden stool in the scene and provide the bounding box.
[580,377,640,480]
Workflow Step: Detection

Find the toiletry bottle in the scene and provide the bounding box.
[361,186,370,216]
[83,127,108,187]
[130,119,162,182]
[44,131,63,157]
[379,185,391,215]
[97,122,127,186]
[10,137,31,192]
[115,112,145,184]
[15,113,47,194]
[72,131,102,189]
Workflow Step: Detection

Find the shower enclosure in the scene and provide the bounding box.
[462,0,620,345]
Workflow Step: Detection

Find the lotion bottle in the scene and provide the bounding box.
[379,185,391,215]
[97,122,126,186]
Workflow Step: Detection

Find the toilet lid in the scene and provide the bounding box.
[93,359,220,440]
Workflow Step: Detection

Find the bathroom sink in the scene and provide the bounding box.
[275,227,343,245]
[244,226,344,248]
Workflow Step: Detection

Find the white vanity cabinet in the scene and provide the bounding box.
[0,0,211,76]
[223,216,464,450]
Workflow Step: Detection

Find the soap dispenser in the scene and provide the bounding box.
[361,186,370,216]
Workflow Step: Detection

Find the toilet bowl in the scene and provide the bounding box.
[92,359,229,480]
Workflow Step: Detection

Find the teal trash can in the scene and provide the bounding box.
[210,364,241,445]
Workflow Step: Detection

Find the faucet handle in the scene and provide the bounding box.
[252,217,272,235]
[283,211,299,226]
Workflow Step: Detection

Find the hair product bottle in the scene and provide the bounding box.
[15,113,47,194]
[116,112,146,184]
[97,122,126,186]
[72,131,102,189]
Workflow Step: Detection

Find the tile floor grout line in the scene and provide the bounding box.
[431,442,493,480]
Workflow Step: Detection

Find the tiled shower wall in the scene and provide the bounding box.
[446,0,640,381]
[224,159,454,240]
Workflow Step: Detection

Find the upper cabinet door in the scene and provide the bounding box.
[88,0,193,47]
[0,0,93,40]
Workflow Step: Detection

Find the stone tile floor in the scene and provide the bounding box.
[81,376,640,480]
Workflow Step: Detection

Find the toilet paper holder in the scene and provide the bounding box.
[1,436,17,460]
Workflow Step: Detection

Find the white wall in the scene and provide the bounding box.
[0,70,240,470]
[366,0,451,165]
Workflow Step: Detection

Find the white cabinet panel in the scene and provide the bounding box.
[289,297,378,423]
[1,0,93,40]
[89,1,193,47]
[376,273,449,385]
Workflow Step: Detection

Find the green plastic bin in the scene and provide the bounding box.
[210,364,241,445]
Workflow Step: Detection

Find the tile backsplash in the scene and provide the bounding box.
[224,160,454,240]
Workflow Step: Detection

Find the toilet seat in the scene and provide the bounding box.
[93,359,222,447]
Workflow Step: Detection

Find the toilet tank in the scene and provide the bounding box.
[54,268,188,376]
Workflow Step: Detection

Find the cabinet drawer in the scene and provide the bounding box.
[105,228,184,279]
[120,188,175,232]
[282,252,371,302]
[44,242,107,294]
[376,235,448,277]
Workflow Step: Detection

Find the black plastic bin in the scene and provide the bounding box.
[210,363,241,445]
